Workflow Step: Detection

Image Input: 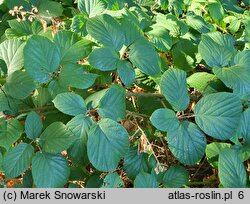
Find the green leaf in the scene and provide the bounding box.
[160,69,189,111]
[206,142,232,167]
[86,14,124,51]
[172,39,198,71]
[198,32,236,68]
[0,59,7,74]
[22,170,33,188]
[37,0,63,18]
[137,95,166,116]
[124,147,155,179]
[87,118,129,172]
[147,24,173,52]
[167,121,206,165]
[117,60,135,87]
[150,108,179,132]
[88,47,119,71]
[0,151,3,171]
[69,166,88,181]
[39,122,75,153]
[223,16,241,33]
[194,92,242,140]
[156,13,188,37]
[53,30,92,64]
[163,165,189,188]
[78,0,106,18]
[32,87,52,108]
[218,148,247,187]
[213,50,250,97]
[98,84,126,121]
[240,109,250,147]
[0,119,23,150]
[0,39,24,74]
[129,39,161,76]
[86,173,103,188]
[3,143,34,179]
[48,79,69,98]
[5,19,43,39]
[134,172,158,188]
[186,12,212,33]
[24,35,60,83]
[187,72,216,93]
[0,89,11,113]
[6,0,31,9]
[102,172,124,188]
[208,1,224,22]
[168,0,184,16]
[71,14,88,36]
[66,115,94,165]
[0,118,7,140]
[53,93,87,116]
[85,89,108,109]
[4,70,36,100]
[32,152,70,187]
[58,64,97,89]
[25,111,43,139]
[120,18,143,46]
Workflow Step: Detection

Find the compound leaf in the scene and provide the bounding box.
[198,32,236,68]
[129,39,161,76]
[163,165,189,188]
[213,50,250,97]
[24,35,60,83]
[102,172,124,188]
[134,172,158,188]
[67,115,94,165]
[218,148,247,188]
[0,119,23,150]
[98,84,126,121]
[53,93,87,116]
[240,109,250,147]
[195,92,242,140]
[39,122,75,153]
[150,108,179,132]
[124,147,155,179]
[25,111,43,139]
[160,68,190,111]
[88,47,119,71]
[78,0,106,18]
[87,118,129,172]
[117,60,136,87]
[86,14,124,50]
[4,70,36,100]
[32,152,70,187]
[54,30,92,64]
[167,121,206,165]
[0,39,25,75]
[3,143,34,179]
[58,64,97,90]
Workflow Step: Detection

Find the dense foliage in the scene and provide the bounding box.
[0,0,250,188]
